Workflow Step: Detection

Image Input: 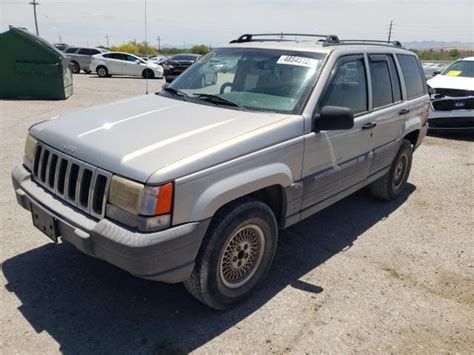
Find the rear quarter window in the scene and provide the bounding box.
[397,54,425,99]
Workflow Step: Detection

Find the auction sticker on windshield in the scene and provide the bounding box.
[277,55,320,68]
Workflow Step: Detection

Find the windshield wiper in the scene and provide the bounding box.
[160,87,187,97]
[191,93,246,111]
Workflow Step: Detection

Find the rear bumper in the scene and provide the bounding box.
[12,165,210,283]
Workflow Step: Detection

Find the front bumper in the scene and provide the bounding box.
[12,165,210,283]
[428,107,474,132]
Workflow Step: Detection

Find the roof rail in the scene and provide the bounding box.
[229,33,340,44]
[323,39,403,48]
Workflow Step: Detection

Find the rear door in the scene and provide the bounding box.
[301,54,373,210]
[367,54,405,175]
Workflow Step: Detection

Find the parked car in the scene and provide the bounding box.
[53,43,69,52]
[90,52,164,79]
[422,62,449,80]
[427,57,474,133]
[148,55,168,64]
[162,53,201,82]
[12,33,429,310]
[65,47,109,73]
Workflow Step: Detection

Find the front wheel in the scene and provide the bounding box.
[142,69,155,79]
[369,140,413,201]
[184,198,278,310]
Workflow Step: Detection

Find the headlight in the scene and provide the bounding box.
[108,175,173,217]
[24,133,37,170]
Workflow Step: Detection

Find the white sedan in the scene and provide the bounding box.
[90,52,164,79]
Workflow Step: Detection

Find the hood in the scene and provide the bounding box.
[31,95,301,183]
[427,75,474,91]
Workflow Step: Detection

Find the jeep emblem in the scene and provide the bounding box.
[454,101,465,108]
[63,144,76,154]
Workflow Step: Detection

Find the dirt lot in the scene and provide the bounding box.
[1,75,473,354]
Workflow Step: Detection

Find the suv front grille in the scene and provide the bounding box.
[32,142,112,219]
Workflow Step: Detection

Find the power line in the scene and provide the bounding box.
[29,0,39,36]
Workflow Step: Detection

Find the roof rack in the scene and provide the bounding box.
[326,39,403,48]
[229,33,340,44]
[229,33,402,48]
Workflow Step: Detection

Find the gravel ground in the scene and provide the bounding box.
[1,75,473,354]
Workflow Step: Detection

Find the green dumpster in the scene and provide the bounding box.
[0,26,73,99]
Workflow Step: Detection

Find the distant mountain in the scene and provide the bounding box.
[403,41,474,49]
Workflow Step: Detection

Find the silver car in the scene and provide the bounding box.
[12,33,429,309]
[65,47,108,73]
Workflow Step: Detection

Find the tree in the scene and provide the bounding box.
[448,49,460,59]
[109,40,157,57]
[190,44,209,55]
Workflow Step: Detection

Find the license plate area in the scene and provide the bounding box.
[31,203,59,243]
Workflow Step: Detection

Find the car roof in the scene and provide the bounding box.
[222,39,414,56]
[460,57,474,61]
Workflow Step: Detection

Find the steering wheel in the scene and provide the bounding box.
[220,82,233,94]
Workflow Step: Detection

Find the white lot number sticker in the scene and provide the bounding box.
[277,55,319,68]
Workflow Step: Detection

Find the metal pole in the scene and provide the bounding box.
[105,34,110,48]
[29,0,39,36]
[157,36,161,52]
[145,0,149,94]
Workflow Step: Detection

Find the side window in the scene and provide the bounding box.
[387,55,402,102]
[90,49,101,55]
[125,55,138,62]
[66,47,78,53]
[369,56,393,108]
[320,57,368,115]
[108,53,124,60]
[78,48,91,55]
[102,53,110,58]
[397,54,425,99]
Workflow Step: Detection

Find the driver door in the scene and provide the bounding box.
[122,54,142,76]
[301,54,374,210]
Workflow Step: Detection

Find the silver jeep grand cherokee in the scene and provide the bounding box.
[12,33,429,309]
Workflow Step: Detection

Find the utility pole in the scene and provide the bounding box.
[157,35,161,52]
[29,0,39,36]
[105,34,110,48]
[387,20,393,43]
[183,41,186,50]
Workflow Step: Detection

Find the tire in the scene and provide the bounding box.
[370,140,413,201]
[184,197,278,310]
[142,69,155,79]
[71,61,80,74]
[96,66,108,78]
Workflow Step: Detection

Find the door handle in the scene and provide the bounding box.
[399,109,410,115]
[362,122,377,130]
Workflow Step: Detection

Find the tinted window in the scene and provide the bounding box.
[171,55,187,61]
[66,47,78,53]
[369,56,393,108]
[397,54,425,99]
[320,58,368,115]
[124,54,139,62]
[90,49,101,55]
[78,48,91,55]
[387,55,402,102]
[107,53,125,60]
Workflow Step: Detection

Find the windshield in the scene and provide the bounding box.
[164,48,326,114]
[442,60,474,78]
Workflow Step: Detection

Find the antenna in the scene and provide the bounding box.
[144,0,149,95]
[387,20,394,43]
[29,0,40,36]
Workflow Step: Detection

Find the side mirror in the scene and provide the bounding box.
[314,106,354,131]
[135,59,141,64]
[432,70,441,77]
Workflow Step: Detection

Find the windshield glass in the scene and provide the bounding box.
[442,60,474,78]
[165,48,326,114]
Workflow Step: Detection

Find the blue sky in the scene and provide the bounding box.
[1,0,473,47]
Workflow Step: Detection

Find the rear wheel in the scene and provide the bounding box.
[96,66,108,78]
[184,198,278,310]
[142,69,155,79]
[370,140,413,201]
[71,61,80,74]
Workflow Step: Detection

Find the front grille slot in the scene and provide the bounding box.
[48,154,58,188]
[67,164,80,200]
[92,175,107,214]
[57,159,68,194]
[79,169,93,207]
[31,142,111,218]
